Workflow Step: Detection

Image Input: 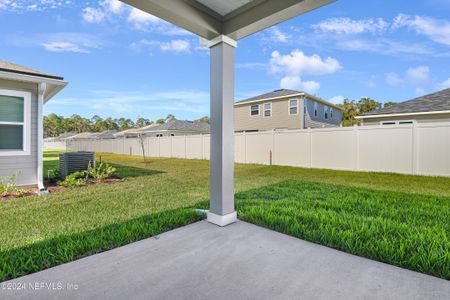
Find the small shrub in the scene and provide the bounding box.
[57,163,116,187]
[57,171,87,187]
[0,172,24,197]
[87,163,117,182]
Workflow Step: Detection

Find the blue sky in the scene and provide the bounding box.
[1,0,450,121]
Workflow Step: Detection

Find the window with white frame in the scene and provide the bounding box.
[304,98,307,114]
[264,102,272,117]
[314,102,318,117]
[250,104,259,116]
[0,89,31,155]
[289,99,298,115]
[324,106,329,119]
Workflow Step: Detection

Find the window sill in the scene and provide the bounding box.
[0,150,31,156]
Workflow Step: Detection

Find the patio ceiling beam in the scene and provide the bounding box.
[122,0,222,39]
[223,0,336,40]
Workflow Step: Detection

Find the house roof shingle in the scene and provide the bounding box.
[236,89,302,103]
[362,88,450,116]
[141,120,210,132]
[0,60,64,80]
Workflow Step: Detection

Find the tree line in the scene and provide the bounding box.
[44,113,210,138]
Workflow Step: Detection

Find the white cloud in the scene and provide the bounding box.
[312,17,389,35]
[438,77,450,89]
[41,41,90,53]
[102,0,124,14]
[82,7,105,23]
[393,14,450,46]
[0,0,72,12]
[386,72,404,86]
[406,66,430,84]
[269,50,341,76]
[269,49,340,94]
[11,32,103,53]
[131,39,191,54]
[337,38,431,55]
[329,96,345,105]
[266,27,290,42]
[280,76,320,94]
[160,40,190,53]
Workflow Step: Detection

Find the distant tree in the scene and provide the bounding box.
[117,118,135,130]
[337,99,360,127]
[358,97,381,114]
[383,101,396,108]
[136,117,152,128]
[165,114,176,123]
[196,116,210,123]
[156,118,165,124]
[337,97,383,127]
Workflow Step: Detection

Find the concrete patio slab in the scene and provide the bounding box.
[1,221,449,300]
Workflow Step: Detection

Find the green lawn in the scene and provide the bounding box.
[0,151,449,281]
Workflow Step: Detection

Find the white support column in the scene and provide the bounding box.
[207,35,237,227]
[37,82,47,193]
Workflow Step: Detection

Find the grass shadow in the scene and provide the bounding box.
[107,163,165,178]
[0,205,205,281]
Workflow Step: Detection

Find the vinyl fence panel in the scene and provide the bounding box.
[66,123,450,177]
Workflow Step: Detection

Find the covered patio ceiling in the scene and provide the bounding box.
[121,0,335,40]
[119,0,336,227]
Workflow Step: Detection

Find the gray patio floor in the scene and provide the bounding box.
[1,220,449,300]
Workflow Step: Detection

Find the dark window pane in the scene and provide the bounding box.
[0,96,24,123]
[0,125,23,150]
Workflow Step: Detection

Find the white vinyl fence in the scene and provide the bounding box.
[44,141,67,150]
[66,122,450,177]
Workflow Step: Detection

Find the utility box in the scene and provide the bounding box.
[59,152,95,179]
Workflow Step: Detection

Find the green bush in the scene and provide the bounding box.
[57,162,116,187]
[57,171,88,187]
[87,162,117,182]
[0,172,24,196]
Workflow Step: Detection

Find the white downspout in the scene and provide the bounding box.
[37,82,47,193]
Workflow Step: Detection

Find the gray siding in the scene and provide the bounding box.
[303,98,342,128]
[0,79,38,186]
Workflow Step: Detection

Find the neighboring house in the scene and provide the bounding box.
[44,131,77,142]
[0,60,67,188]
[114,120,210,138]
[234,89,342,132]
[95,130,118,139]
[66,132,100,140]
[357,88,450,126]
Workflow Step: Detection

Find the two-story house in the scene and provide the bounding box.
[234,89,343,132]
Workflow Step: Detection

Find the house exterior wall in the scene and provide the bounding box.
[303,98,342,128]
[0,78,38,186]
[361,113,450,126]
[234,96,342,131]
[234,97,302,131]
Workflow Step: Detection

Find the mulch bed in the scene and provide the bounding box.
[1,178,124,201]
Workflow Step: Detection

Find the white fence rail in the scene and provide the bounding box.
[66,123,450,177]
